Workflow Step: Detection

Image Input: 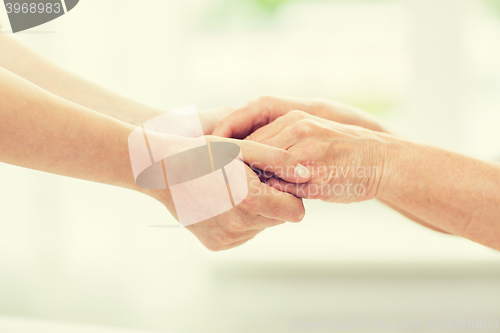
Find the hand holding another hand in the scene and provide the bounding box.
[155,98,393,249]
[246,111,393,204]
[153,136,312,251]
[212,95,387,139]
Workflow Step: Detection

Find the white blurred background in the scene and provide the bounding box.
[1,0,500,332]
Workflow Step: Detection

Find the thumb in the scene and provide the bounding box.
[212,109,259,139]
[237,140,312,183]
[212,122,233,138]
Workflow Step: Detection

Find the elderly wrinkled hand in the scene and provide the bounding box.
[246,111,392,204]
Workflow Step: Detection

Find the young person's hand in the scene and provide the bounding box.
[150,136,312,251]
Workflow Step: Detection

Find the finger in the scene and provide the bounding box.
[256,182,306,222]
[187,220,263,251]
[243,216,286,230]
[212,106,269,139]
[203,233,260,252]
[245,110,308,143]
[266,177,315,199]
[223,215,284,231]
[250,167,274,183]
[213,96,294,139]
[238,140,312,183]
[260,126,299,150]
[245,114,293,143]
[224,228,263,242]
[222,235,260,251]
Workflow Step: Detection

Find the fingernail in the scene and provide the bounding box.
[294,164,311,179]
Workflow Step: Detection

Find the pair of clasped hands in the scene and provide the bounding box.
[1,34,498,252]
[182,96,393,251]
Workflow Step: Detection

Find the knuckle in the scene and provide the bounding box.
[230,219,248,231]
[255,95,275,105]
[288,110,308,118]
[292,119,316,137]
[242,192,259,207]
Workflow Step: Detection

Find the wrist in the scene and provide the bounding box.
[376,135,417,201]
[127,131,204,220]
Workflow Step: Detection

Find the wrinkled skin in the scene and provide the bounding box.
[246,111,390,204]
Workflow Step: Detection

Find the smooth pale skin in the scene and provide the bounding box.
[0,45,313,251]
[0,34,231,132]
[214,98,500,251]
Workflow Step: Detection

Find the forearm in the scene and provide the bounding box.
[0,35,233,134]
[378,198,451,234]
[0,67,172,209]
[379,138,500,249]
[0,34,161,125]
